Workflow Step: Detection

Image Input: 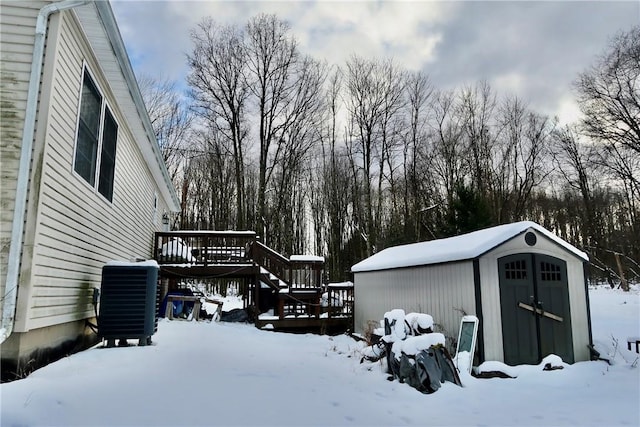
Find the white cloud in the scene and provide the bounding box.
[492,72,525,98]
[149,0,455,69]
[555,96,583,126]
[111,0,639,121]
[289,1,453,67]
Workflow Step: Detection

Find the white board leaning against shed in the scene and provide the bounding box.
[351,221,593,367]
[455,315,479,374]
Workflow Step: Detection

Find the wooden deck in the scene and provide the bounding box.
[255,283,354,333]
[154,231,353,333]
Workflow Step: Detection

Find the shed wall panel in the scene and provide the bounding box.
[354,262,476,350]
[478,256,503,361]
[566,262,590,362]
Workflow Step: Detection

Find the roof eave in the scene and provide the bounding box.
[93,1,180,212]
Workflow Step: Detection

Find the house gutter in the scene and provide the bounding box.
[1,0,90,345]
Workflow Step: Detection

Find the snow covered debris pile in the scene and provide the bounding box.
[404,312,434,335]
[362,309,461,394]
[475,354,569,379]
[392,333,446,358]
[382,309,407,343]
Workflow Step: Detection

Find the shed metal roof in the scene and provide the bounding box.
[351,221,589,273]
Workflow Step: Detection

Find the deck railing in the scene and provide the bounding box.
[154,231,257,267]
[250,241,292,285]
[154,232,324,287]
[290,258,324,289]
[323,283,354,319]
[155,231,352,330]
[249,241,324,289]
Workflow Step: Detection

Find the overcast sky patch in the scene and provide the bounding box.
[111,0,640,120]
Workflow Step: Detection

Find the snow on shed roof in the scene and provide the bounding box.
[351,221,588,273]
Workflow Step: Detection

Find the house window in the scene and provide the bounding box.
[74,69,118,202]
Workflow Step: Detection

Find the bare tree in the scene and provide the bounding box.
[550,125,599,246]
[376,60,406,243]
[403,70,433,239]
[427,89,466,209]
[244,13,299,242]
[138,74,192,184]
[575,25,640,278]
[175,13,639,281]
[576,25,640,156]
[344,56,405,254]
[313,67,363,280]
[575,25,640,223]
[268,58,327,253]
[187,18,250,229]
[459,81,497,196]
[494,96,552,222]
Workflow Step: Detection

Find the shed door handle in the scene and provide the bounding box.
[518,302,564,322]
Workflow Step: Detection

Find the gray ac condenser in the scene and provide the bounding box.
[98,262,159,346]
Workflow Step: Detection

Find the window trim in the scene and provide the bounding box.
[72,64,119,203]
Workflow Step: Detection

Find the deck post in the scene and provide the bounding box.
[253,272,259,316]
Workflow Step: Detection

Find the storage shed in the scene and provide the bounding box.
[352,221,592,366]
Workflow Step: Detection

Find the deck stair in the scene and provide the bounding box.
[154,231,353,332]
[259,269,283,290]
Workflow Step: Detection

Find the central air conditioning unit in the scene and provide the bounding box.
[98,261,159,346]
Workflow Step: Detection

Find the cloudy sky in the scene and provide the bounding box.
[110,0,639,124]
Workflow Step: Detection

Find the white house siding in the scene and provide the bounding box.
[478,230,591,362]
[11,6,173,341]
[354,262,476,345]
[0,0,46,332]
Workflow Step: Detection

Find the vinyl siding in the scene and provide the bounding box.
[354,262,476,348]
[13,6,173,332]
[0,1,46,329]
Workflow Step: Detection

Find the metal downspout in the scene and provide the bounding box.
[0,0,90,345]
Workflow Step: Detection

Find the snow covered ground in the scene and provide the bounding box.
[2,286,639,427]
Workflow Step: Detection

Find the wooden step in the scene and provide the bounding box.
[259,271,283,290]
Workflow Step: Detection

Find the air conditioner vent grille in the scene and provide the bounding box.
[98,264,159,345]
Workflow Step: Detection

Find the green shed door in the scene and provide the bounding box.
[499,254,538,365]
[499,254,573,365]
[536,254,574,363]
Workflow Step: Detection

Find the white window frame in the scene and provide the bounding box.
[72,64,118,203]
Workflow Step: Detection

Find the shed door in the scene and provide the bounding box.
[499,254,573,365]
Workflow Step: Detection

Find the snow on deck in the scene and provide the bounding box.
[290,254,325,262]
